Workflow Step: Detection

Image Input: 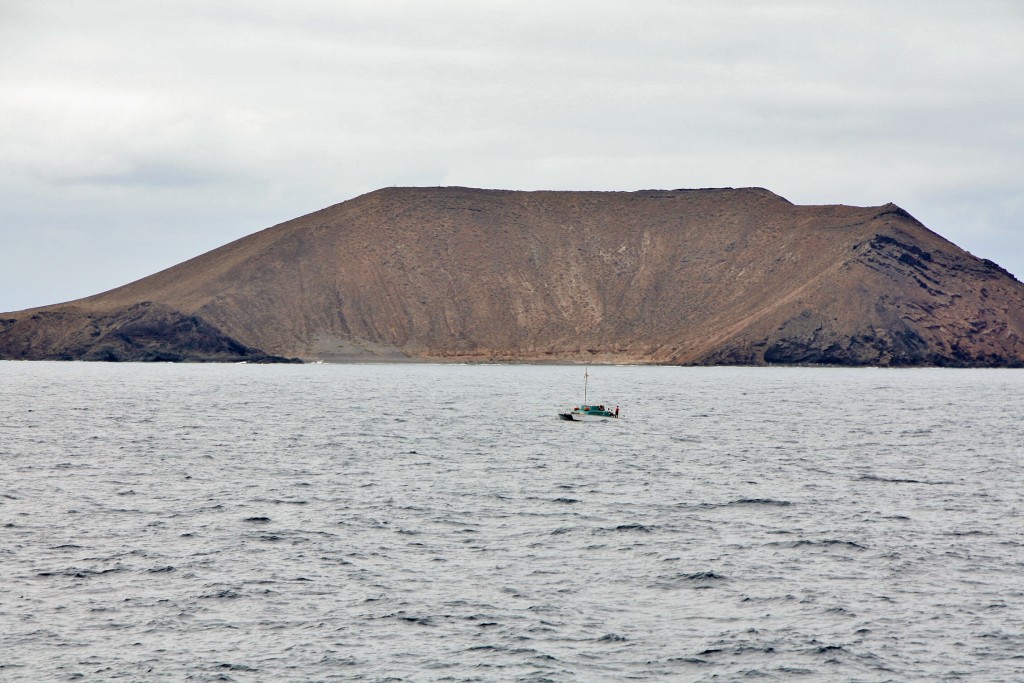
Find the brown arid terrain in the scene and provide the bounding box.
[3,186,1024,366]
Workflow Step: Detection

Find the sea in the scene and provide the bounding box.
[1,361,1022,682]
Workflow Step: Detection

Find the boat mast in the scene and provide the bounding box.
[584,366,589,405]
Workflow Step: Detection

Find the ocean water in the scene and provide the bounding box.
[1,361,1022,682]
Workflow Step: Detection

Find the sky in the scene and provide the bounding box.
[2,0,1022,312]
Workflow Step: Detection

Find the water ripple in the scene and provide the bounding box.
[1,362,1023,681]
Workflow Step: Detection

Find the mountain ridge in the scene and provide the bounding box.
[3,186,1023,366]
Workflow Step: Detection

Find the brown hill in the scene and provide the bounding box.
[3,186,1024,366]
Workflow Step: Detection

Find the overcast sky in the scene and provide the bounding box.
[2,0,1022,312]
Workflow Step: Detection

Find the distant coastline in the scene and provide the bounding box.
[4,186,1024,368]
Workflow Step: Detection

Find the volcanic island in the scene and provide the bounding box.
[3,186,1024,367]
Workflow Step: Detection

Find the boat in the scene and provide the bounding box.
[558,368,621,421]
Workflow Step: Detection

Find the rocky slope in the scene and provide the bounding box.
[3,186,1024,366]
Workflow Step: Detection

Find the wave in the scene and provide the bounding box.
[859,474,954,485]
[766,539,867,550]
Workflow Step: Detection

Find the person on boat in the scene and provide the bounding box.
[615,405,620,417]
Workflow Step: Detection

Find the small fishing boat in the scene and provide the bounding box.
[558,368,621,421]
